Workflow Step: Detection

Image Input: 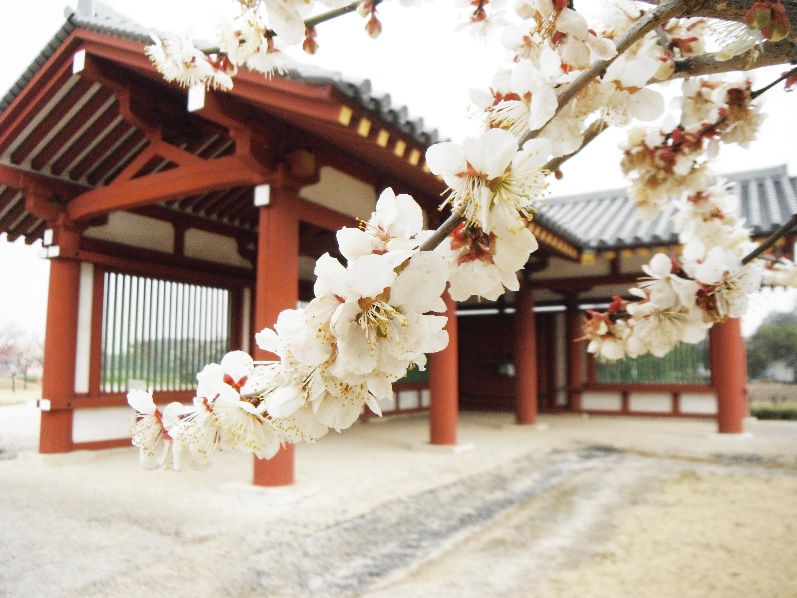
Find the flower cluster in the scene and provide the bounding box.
[146,34,235,90]
[129,189,450,469]
[621,78,761,220]
[425,129,548,300]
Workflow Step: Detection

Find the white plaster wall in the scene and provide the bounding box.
[301,166,376,220]
[85,212,174,253]
[582,392,622,411]
[680,392,718,415]
[184,229,252,268]
[420,388,431,408]
[74,262,93,394]
[535,255,611,280]
[72,407,135,443]
[629,392,672,413]
[398,390,420,410]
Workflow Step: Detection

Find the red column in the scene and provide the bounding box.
[429,290,458,445]
[40,225,81,453]
[566,298,583,411]
[514,281,538,424]
[253,186,299,486]
[709,318,748,434]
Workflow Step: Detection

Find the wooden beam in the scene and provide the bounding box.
[67,155,270,222]
[0,163,89,197]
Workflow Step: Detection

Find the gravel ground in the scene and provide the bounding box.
[1,405,796,597]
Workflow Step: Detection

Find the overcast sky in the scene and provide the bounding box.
[0,0,795,338]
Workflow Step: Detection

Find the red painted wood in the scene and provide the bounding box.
[39,226,81,453]
[709,318,749,433]
[89,266,104,397]
[67,120,137,180]
[253,187,300,486]
[50,101,119,176]
[86,130,148,185]
[10,78,94,164]
[30,88,114,170]
[72,438,133,451]
[514,282,538,425]
[566,300,583,411]
[61,244,252,290]
[68,155,268,222]
[0,56,75,155]
[429,290,459,445]
[584,383,713,393]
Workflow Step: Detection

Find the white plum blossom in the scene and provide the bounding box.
[128,390,184,470]
[426,129,550,234]
[146,34,234,90]
[336,187,426,260]
[438,222,538,301]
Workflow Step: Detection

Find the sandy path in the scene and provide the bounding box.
[2,407,796,597]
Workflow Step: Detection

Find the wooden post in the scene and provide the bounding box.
[39,224,81,453]
[566,298,583,411]
[429,289,458,445]
[514,281,538,425]
[709,318,748,434]
[252,186,299,486]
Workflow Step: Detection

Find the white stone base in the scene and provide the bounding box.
[704,431,754,440]
[409,442,475,454]
[219,481,319,502]
[500,423,549,431]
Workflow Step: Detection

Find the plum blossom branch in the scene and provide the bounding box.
[525,0,687,143]
[742,213,797,264]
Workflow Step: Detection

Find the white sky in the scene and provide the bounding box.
[0,0,795,338]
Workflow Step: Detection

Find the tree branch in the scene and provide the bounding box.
[672,39,797,78]
[525,0,686,144]
[742,213,797,265]
[543,119,608,173]
[419,213,463,252]
[305,0,384,30]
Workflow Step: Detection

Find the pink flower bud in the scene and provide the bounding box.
[365,15,382,39]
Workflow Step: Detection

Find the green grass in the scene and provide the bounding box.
[750,403,797,421]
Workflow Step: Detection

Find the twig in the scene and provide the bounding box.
[742,213,797,265]
[543,119,607,173]
[751,64,797,98]
[419,213,463,252]
[305,0,384,30]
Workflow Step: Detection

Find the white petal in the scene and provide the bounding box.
[348,253,399,299]
[127,389,156,415]
[463,128,518,179]
[265,384,305,418]
[255,327,280,354]
[390,252,449,313]
[265,0,306,45]
[426,142,467,182]
[337,227,374,261]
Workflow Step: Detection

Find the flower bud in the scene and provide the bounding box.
[365,15,382,39]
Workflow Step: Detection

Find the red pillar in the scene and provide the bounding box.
[40,225,81,453]
[429,290,458,445]
[566,298,583,411]
[709,318,748,434]
[514,281,538,424]
[253,186,299,486]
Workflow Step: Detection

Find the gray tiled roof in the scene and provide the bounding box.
[538,164,797,251]
[0,3,439,146]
